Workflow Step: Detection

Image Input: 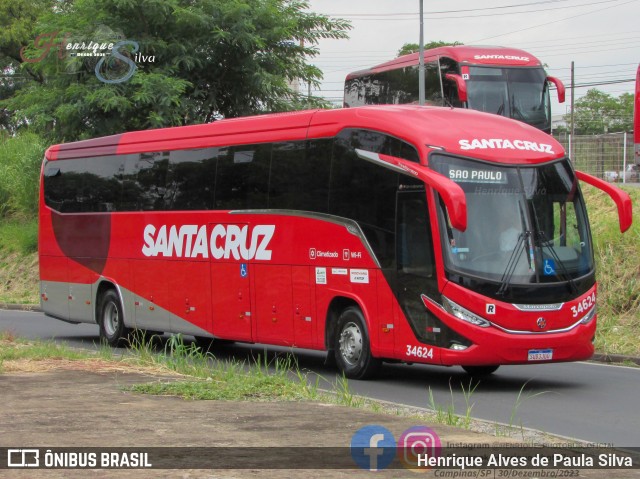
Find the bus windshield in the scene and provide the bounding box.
[465,66,551,132]
[431,155,594,289]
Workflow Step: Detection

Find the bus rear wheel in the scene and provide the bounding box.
[462,365,499,377]
[98,289,131,347]
[334,306,381,380]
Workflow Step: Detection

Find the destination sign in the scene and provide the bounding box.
[447,167,508,184]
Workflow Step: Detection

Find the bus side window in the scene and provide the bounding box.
[269,140,330,212]
[134,152,170,211]
[215,144,271,210]
[329,129,401,268]
[83,155,130,212]
[425,61,443,106]
[166,148,217,211]
[397,194,435,279]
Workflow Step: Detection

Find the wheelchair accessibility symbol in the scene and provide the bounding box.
[543,259,556,276]
[240,263,248,278]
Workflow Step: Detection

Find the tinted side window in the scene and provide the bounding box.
[425,61,444,106]
[329,130,401,267]
[44,156,130,213]
[83,155,131,212]
[135,152,170,211]
[215,144,271,210]
[43,159,86,212]
[269,140,331,213]
[166,148,217,210]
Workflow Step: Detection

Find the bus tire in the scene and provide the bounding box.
[462,365,499,377]
[334,306,381,380]
[98,289,130,347]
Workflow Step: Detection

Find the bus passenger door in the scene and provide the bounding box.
[210,224,252,341]
[254,265,294,346]
[395,190,440,353]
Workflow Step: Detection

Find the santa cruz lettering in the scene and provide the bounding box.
[459,138,555,154]
[142,224,275,260]
[473,54,530,62]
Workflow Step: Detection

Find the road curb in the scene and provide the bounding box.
[1,303,42,312]
[2,304,640,366]
[591,352,640,366]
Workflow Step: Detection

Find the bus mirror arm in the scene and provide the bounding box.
[575,170,633,233]
[547,76,565,103]
[418,167,468,231]
[355,149,467,231]
[445,73,467,103]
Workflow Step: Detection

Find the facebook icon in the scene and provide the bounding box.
[350,425,396,471]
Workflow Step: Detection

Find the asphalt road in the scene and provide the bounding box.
[2,309,639,447]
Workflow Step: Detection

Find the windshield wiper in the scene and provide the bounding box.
[510,94,527,122]
[496,232,528,297]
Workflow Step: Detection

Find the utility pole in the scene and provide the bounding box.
[570,61,575,160]
[418,0,425,105]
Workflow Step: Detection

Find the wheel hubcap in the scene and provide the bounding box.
[339,322,363,366]
[103,301,119,337]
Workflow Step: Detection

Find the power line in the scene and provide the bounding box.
[326,0,624,21]
[468,0,638,44]
[324,0,574,16]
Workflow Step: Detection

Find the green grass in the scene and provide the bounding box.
[0,132,45,219]
[582,185,640,356]
[0,331,93,361]
[427,379,478,430]
[122,334,321,402]
[0,218,39,304]
[0,217,38,255]
[0,332,321,403]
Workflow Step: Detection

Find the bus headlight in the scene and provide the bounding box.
[579,306,597,325]
[442,297,491,328]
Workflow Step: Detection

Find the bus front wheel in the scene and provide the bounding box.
[334,306,381,380]
[98,289,131,347]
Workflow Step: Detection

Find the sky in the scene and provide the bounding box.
[306,0,640,118]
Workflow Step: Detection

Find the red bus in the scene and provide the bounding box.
[344,45,565,134]
[39,105,632,379]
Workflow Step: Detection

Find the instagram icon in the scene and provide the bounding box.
[398,426,441,470]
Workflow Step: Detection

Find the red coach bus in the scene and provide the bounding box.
[39,105,632,379]
[344,45,565,133]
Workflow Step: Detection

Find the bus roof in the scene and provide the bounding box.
[46,105,564,165]
[345,45,543,80]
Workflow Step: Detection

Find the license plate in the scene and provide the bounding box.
[528,349,553,361]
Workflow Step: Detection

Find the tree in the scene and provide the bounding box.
[0,0,60,134]
[567,89,633,135]
[396,40,463,57]
[1,0,350,142]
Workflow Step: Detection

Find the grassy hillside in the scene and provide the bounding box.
[0,186,638,355]
[0,219,38,304]
[581,185,639,355]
